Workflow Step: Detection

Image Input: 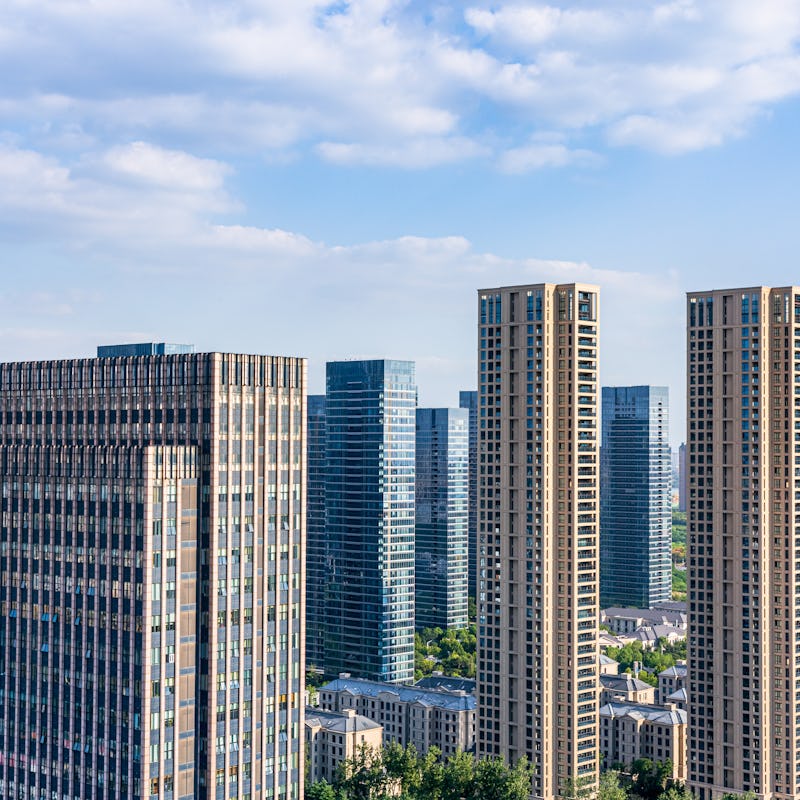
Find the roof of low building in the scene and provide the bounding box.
[667,687,688,703]
[659,663,688,679]
[601,673,654,693]
[320,677,476,711]
[599,701,687,726]
[415,676,476,694]
[305,707,383,733]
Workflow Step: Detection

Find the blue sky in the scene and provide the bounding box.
[2,0,800,444]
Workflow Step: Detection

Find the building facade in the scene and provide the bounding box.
[415,407,469,631]
[304,708,382,785]
[600,386,672,608]
[687,287,800,800]
[476,284,600,799]
[305,395,326,671]
[319,676,475,758]
[0,349,306,800]
[599,702,687,780]
[322,360,416,684]
[459,391,478,601]
[678,443,687,513]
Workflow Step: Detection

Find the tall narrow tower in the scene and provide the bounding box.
[600,385,672,609]
[415,407,469,631]
[322,359,416,684]
[476,284,600,799]
[687,287,800,800]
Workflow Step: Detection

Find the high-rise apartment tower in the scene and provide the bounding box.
[600,386,672,608]
[476,284,600,799]
[415,407,469,631]
[321,360,416,683]
[687,288,800,800]
[0,347,306,800]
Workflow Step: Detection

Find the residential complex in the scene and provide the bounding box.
[600,702,687,781]
[475,284,600,799]
[319,675,476,758]
[304,708,383,784]
[415,407,469,631]
[600,386,672,608]
[459,390,478,600]
[687,287,800,799]
[0,348,306,800]
[319,360,416,683]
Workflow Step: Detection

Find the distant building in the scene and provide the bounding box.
[600,386,672,608]
[602,604,687,633]
[415,407,469,630]
[321,360,417,683]
[305,708,383,785]
[600,673,657,705]
[600,702,687,780]
[458,390,478,600]
[96,342,195,357]
[658,662,687,705]
[415,674,476,694]
[678,442,686,513]
[599,654,620,675]
[319,675,476,758]
[306,394,327,670]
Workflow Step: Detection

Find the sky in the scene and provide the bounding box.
[2,0,800,445]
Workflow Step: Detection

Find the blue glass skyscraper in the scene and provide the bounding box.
[600,385,672,608]
[306,394,326,671]
[458,390,478,601]
[323,360,416,683]
[415,407,469,631]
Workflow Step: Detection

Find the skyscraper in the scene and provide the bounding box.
[459,390,478,601]
[600,385,672,609]
[306,394,326,671]
[476,284,600,799]
[0,348,306,800]
[687,287,800,800]
[322,359,416,684]
[415,407,469,631]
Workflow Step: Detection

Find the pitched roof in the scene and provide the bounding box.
[600,701,687,726]
[305,707,383,733]
[320,677,476,711]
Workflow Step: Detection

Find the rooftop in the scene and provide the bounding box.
[600,702,687,726]
[320,676,476,712]
[305,707,382,734]
[415,676,476,694]
[97,342,195,357]
[601,674,654,692]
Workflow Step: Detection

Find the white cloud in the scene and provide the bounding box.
[0,0,797,167]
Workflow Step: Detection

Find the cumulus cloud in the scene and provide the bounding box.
[0,0,797,168]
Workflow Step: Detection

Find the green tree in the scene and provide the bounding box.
[474,756,534,800]
[335,743,389,800]
[440,750,475,800]
[598,770,627,800]
[306,779,341,800]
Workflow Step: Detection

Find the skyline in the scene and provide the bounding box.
[3,2,800,445]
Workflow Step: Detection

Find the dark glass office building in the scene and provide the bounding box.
[600,385,671,608]
[322,360,416,683]
[305,395,326,671]
[415,408,469,631]
[458,391,478,601]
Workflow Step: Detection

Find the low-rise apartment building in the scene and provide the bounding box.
[319,675,475,758]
